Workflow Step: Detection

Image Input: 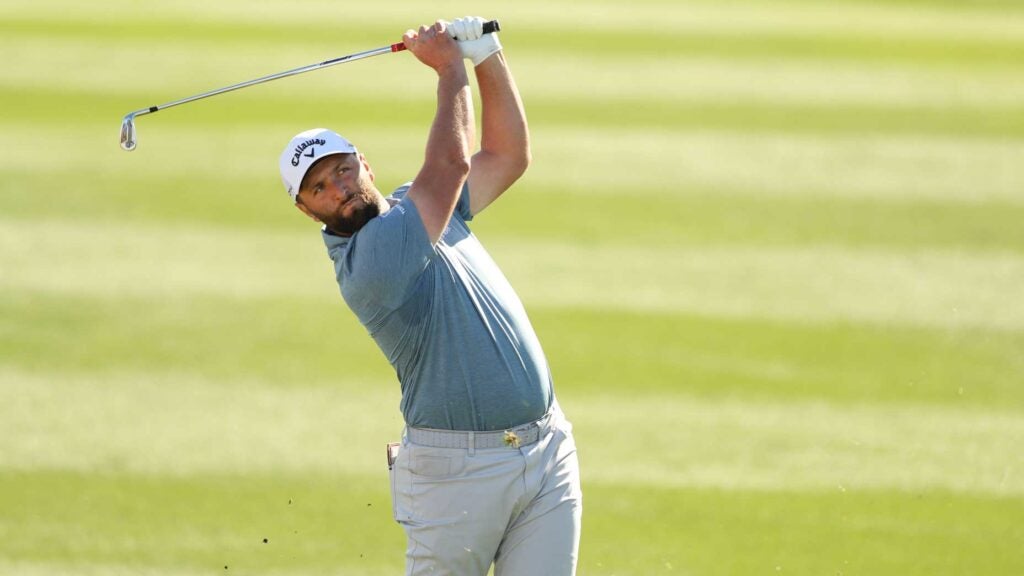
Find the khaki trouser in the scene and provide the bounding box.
[389,405,582,575]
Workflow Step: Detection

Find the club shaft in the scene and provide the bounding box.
[120,20,499,151]
[130,44,399,118]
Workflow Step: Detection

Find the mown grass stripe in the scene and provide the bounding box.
[482,189,1024,253]
[9,86,1024,139]
[3,217,1024,331]
[5,0,1024,40]
[4,288,1022,408]
[536,306,1024,407]
[4,153,1019,252]
[5,164,1023,253]
[516,55,1024,106]
[529,99,1024,138]
[6,35,1024,108]
[503,242,1024,331]
[2,471,1021,575]
[8,17,1024,66]
[2,370,1020,495]
[569,392,1024,495]
[579,481,1024,575]
[0,471,404,575]
[3,125,1021,205]
[527,127,1024,204]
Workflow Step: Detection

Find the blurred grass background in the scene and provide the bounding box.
[2,0,1023,574]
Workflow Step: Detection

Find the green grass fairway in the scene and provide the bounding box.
[2,0,1023,573]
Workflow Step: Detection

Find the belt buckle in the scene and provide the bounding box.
[503,429,521,448]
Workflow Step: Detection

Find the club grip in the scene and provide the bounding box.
[391,20,501,52]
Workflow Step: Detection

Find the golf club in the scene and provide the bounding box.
[119,20,499,151]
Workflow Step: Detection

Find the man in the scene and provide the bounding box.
[278,18,581,575]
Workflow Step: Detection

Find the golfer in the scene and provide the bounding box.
[278,18,582,575]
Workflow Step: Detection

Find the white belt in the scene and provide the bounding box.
[406,411,553,450]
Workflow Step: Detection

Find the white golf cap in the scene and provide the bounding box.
[279,128,357,202]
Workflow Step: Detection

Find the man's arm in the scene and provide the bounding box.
[466,52,530,216]
[403,21,474,244]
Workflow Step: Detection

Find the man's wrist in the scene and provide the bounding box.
[472,50,504,71]
[435,59,468,78]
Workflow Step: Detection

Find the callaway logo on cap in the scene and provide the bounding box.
[279,128,358,202]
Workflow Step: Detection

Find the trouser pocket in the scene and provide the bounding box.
[387,442,400,521]
[388,441,413,523]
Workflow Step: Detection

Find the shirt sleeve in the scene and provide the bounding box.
[336,196,435,320]
[390,180,473,222]
[455,181,474,222]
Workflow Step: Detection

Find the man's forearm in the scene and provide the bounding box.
[406,57,474,243]
[475,53,529,166]
[464,51,529,215]
[424,64,474,173]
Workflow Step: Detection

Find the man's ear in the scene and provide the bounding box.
[359,153,375,182]
[295,200,321,223]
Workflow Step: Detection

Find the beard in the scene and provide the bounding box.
[323,197,381,236]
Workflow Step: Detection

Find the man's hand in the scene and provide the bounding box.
[450,16,502,66]
[403,21,464,73]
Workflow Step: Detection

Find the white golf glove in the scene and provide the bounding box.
[450,16,502,66]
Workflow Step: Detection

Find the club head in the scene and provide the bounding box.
[120,114,137,151]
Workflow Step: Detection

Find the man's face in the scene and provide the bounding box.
[295,153,381,236]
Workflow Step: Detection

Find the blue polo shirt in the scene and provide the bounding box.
[322,183,552,431]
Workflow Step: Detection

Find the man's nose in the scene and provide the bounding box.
[329,175,347,197]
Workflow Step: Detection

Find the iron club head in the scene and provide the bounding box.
[120,114,137,151]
